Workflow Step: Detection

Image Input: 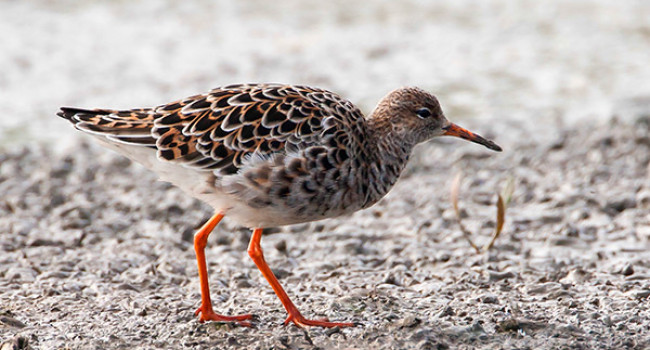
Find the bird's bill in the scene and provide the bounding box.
[442,123,502,152]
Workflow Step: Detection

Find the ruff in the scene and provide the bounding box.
[58,83,501,328]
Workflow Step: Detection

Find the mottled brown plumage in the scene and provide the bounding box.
[58,83,501,328]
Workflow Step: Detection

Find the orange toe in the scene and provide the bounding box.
[283,312,355,328]
[195,305,253,327]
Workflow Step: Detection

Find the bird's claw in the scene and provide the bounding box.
[194,305,253,327]
[283,313,355,328]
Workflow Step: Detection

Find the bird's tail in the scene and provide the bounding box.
[57,107,157,146]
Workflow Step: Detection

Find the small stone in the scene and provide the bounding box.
[436,252,451,262]
[497,318,520,332]
[549,134,566,150]
[621,263,634,276]
[236,279,252,288]
[271,268,291,280]
[438,306,454,317]
[325,326,342,337]
[0,316,26,329]
[464,321,486,335]
[383,274,401,286]
[541,215,563,224]
[6,267,37,282]
[604,197,636,215]
[563,224,579,237]
[397,315,421,329]
[61,218,90,230]
[181,227,195,243]
[40,271,70,279]
[526,282,562,295]
[627,289,650,299]
[49,193,66,207]
[117,283,139,291]
[274,240,287,254]
[549,236,578,246]
[637,189,650,208]
[14,220,35,236]
[488,271,516,282]
[227,336,240,346]
[50,157,74,178]
[28,239,64,247]
[479,294,498,304]
[570,209,590,221]
[561,268,591,284]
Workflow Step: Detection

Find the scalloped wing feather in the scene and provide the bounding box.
[58,84,365,178]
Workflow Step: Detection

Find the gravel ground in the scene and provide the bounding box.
[1,115,649,349]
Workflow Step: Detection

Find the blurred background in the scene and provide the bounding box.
[1,0,649,147]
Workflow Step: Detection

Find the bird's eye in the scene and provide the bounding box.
[416,107,432,119]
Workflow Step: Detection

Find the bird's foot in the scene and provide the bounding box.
[194,305,253,327]
[283,312,356,328]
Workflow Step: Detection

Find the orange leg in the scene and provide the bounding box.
[194,212,252,326]
[247,228,355,328]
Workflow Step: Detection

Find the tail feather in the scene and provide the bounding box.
[57,107,109,119]
[57,107,157,147]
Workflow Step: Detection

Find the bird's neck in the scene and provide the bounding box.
[366,109,417,163]
[359,115,415,208]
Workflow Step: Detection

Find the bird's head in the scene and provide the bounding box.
[372,87,502,152]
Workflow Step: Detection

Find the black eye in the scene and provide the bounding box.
[416,107,432,119]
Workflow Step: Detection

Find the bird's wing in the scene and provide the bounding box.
[58,83,366,175]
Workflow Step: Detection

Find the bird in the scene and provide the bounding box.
[57,83,501,328]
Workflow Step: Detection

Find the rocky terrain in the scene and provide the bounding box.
[1,116,649,349]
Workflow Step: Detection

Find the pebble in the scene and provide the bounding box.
[479,294,499,304]
[5,267,37,282]
[525,282,562,295]
[496,318,520,332]
[438,306,455,317]
[39,271,71,279]
[0,316,26,329]
[396,315,422,329]
[604,197,636,215]
[28,238,65,247]
[637,189,650,208]
[561,268,591,284]
[274,240,288,254]
[626,289,650,299]
[621,263,634,276]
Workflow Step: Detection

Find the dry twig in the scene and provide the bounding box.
[483,176,514,251]
[451,173,514,253]
[451,172,481,253]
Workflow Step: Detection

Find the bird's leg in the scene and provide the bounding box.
[194,212,252,326]
[247,228,355,328]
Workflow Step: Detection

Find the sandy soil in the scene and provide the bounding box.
[1,115,649,349]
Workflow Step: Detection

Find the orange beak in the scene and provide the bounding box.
[442,123,502,152]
